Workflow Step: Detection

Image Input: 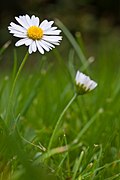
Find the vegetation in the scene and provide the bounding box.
[0,19,120,180]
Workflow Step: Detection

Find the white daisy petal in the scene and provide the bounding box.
[40,20,54,30]
[36,40,44,54]
[13,34,27,38]
[29,43,33,54]
[35,17,40,26]
[80,73,89,85]
[19,15,30,28]
[31,15,39,26]
[25,14,32,26]
[89,81,97,90]
[43,26,57,32]
[9,29,25,36]
[9,29,26,35]
[50,42,60,46]
[75,70,97,95]
[31,41,37,52]
[15,16,28,29]
[25,39,33,46]
[38,40,50,52]
[31,15,35,22]
[39,20,48,29]
[15,38,29,47]
[41,40,55,49]
[42,35,62,42]
[75,71,80,84]
[47,21,54,27]
[85,78,92,87]
[44,29,61,35]
[9,22,26,33]
[43,41,60,46]
[51,27,57,30]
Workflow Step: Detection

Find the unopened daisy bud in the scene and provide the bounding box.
[75,70,97,95]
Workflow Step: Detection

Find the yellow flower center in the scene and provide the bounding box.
[27,26,43,40]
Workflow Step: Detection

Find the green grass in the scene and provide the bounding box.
[0,21,120,180]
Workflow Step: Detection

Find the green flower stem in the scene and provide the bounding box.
[48,93,77,150]
[6,51,29,121]
[10,52,29,100]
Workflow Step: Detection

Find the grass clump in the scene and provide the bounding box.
[0,20,120,180]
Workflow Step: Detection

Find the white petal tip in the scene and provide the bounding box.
[15,43,19,47]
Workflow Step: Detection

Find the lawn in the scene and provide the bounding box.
[0,19,120,180]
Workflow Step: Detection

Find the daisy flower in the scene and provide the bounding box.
[8,14,62,54]
[75,70,97,95]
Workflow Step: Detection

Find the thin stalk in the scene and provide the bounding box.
[48,93,77,150]
[72,151,84,180]
[10,52,29,101]
[71,109,101,145]
[55,19,89,73]
[6,51,29,122]
[83,159,120,178]
[12,49,18,81]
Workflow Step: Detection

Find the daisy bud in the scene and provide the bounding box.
[75,70,97,95]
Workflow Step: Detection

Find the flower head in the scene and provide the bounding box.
[8,15,62,54]
[75,70,97,95]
